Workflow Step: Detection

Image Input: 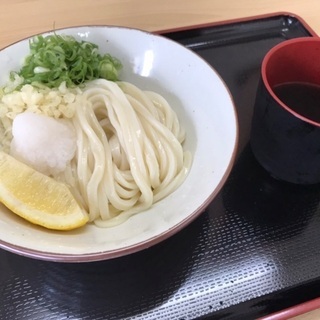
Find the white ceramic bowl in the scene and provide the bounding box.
[0,26,238,262]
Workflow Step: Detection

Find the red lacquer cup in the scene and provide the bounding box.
[250,37,320,184]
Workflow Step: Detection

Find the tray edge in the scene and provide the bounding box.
[156,11,318,37]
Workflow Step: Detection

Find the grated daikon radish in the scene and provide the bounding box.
[10,112,76,176]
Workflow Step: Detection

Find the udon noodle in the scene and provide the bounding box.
[53,79,192,227]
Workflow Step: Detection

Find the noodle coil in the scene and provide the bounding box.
[57,79,191,227]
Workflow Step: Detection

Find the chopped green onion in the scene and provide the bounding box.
[11,34,122,89]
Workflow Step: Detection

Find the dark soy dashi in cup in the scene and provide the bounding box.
[273,82,320,123]
[250,38,320,185]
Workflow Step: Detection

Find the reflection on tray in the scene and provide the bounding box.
[1,212,207,319]
[223,143,320,242]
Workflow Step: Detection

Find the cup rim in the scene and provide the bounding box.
[261,37,320,127]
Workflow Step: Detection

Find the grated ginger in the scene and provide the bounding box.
[0,81,82,152]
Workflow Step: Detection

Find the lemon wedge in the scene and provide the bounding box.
[0,151,89,230]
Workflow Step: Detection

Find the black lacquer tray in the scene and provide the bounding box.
[1,13,319,320]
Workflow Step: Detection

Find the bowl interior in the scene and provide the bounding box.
[0,26,238,262]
